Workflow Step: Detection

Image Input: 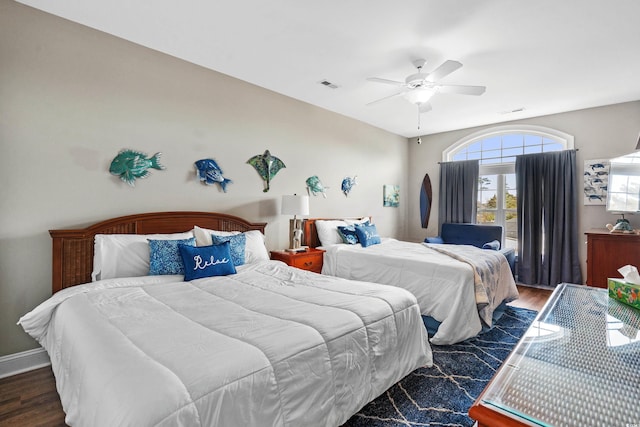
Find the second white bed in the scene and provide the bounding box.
[322,238,519,345]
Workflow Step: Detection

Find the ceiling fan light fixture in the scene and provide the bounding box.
[403,88,435,105]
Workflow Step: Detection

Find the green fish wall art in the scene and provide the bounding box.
[109,149,165,187]
[246,150,286,192]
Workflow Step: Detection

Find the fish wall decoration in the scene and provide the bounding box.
[194,158,232,192]
[109,149,165,187]
[247,150,286,192]
[306,175,328,198]
[341,175,358,197]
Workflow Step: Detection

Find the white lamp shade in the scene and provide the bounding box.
[281,195,309,216]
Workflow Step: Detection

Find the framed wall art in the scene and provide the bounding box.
[383,184,400,207]
[584,159,610,205]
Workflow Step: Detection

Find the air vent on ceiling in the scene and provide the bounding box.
[319,80,339,89]
[499,107,525,115]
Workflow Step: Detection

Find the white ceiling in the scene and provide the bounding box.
[17,0,640,138]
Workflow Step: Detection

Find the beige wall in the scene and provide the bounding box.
[0,2,409,356]
[407,101,640,282]
[3,0,638,359]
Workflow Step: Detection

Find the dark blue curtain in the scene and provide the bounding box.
[516,150,582,286]
[438,160,479,231]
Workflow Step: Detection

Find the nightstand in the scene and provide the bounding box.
[270,248,325,273]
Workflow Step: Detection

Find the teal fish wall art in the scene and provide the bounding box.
[109,149,165,187]
[194,158,232,192]
[246,150,286,192]
[341,175,358,197]
[306,175,328,198]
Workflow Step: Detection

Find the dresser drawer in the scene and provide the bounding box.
[289,253,323,273]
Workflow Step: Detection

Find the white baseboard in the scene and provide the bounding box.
[0,347,50,379]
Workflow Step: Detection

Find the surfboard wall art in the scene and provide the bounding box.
[419,173,432,228]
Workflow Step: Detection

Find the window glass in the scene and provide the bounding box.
[544,142,564,152]
[524,144,542,154]
[524,135,542,146]
[481,158,502,165]
[482,149,503,160]
[502,134,523,148]
[466,141,482,153]
[482,137,502,150]
[503,147,523,157]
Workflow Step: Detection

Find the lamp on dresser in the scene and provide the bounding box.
[281,194,309,252]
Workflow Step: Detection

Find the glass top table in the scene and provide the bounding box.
[469,283,640,427]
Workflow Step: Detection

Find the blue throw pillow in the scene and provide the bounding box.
[354,224,381,248]
[148,237,196,275]
[211,233,246,266]
[337,225,359,244]
[337,221,371,244]
[179,242,236,281]
[425,236,444,244]
[482,240,501,250]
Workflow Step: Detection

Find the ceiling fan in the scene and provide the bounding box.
[367,59,486,114]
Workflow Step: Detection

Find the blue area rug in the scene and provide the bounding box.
[343,306,537,427]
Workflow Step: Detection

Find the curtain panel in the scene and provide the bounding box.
[516,150,582,286]
[438,159,479,231]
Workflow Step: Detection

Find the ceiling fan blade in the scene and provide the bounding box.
[418,102,432,114]
[426,60,462,82]
[367,77,406,86]
[366,91,406,106]
[437,84,486,96]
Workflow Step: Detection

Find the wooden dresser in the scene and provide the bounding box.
[585,229,640,288]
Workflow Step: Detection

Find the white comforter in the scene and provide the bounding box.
[19,261,431,427]
[322,239,519,345]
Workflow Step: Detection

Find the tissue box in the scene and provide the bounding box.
[608,278,640,310]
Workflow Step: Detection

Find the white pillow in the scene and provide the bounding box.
[93,231,194,281]
[193,226,269,263]
[345,217,370,226]
[315,220,348,247]
[244,230,270,263]
[193,225,239,246]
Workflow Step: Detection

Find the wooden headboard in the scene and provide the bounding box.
[302,217,370,248]
[49,211,267,293]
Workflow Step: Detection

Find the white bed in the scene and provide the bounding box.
[20,212,431,427]
[305,219,519,345]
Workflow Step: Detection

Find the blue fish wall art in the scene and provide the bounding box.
[109,149,165,187]
[341,175,358,197]
[194,158,232,192]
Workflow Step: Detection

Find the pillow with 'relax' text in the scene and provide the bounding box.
[354,224,381,248]
[179,242,236,281]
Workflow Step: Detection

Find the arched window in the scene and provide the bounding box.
[443,125,574,250]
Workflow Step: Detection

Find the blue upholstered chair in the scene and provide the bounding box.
[425,223,516,277]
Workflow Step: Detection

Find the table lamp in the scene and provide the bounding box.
[281,194,309,251]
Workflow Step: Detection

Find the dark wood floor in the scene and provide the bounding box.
[0,285,552,427]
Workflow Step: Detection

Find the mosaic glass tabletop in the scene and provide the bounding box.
[481,283,640,427]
